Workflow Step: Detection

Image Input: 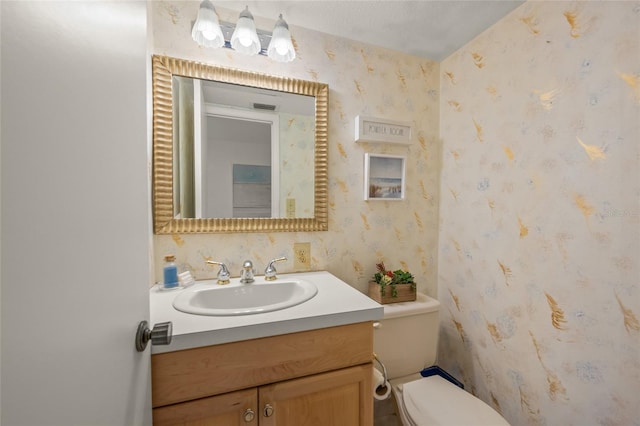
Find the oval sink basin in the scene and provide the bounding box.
[172,279,318,316]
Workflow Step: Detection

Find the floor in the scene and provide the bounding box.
[374,394,402,426]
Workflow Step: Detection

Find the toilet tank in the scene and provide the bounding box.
[373,293,440,380]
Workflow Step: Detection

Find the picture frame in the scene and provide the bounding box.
[364,153,406,200]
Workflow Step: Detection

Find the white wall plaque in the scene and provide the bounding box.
[355,115,412,145]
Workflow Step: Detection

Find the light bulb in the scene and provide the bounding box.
[230,6,260,55]
[237,29,253,47]
[191,0,224,48]
[267,14,295,63]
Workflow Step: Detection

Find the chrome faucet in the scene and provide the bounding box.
[206,260,230,284]
[240,260,255,284]
[265,257,287,281]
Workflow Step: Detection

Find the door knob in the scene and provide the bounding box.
[135,320,172,352]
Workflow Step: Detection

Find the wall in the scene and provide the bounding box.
[438,1,640,425]
[278,112,315,217]
[150,1,441,295]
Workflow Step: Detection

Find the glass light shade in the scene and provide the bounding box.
[267,14,296,63]
[230,6,260,55]
[191,0,224,48]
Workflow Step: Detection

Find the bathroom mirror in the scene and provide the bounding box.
[152,55,328,233]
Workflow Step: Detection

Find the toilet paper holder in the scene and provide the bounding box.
[373,352,388,384]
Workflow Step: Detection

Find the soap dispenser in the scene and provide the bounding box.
[163,255,179,289]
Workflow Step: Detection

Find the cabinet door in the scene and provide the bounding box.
[259,364,373,426]
[153,388,258,426]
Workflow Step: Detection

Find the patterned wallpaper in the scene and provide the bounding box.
[278,112,315,217]
[151,1,638,424]
[151,1,441,296]
[438,1,640,425]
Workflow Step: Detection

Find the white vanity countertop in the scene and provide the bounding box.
[149,270,384,354]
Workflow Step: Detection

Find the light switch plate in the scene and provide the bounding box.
[286,198,296,218]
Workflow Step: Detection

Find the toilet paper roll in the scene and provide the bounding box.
[373,367,391,400]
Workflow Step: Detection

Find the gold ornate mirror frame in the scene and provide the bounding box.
[152,55,328,234]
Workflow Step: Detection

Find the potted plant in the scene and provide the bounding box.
[368,261,417,304]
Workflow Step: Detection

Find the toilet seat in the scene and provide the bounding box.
[392,375,510,426]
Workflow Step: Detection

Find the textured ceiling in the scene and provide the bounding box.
[217,0,525,61]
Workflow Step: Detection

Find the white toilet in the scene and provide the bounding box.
[373,293,510,426]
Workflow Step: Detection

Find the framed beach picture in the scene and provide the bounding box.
[364,153,406,200]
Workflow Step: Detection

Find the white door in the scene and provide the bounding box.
[1,2,153,425]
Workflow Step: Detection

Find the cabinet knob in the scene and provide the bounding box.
[243,408,255,422]
[263,403,274,417]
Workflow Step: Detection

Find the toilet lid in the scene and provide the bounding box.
[401,375,510,426]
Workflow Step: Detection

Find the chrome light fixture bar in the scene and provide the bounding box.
[191,1,296,63]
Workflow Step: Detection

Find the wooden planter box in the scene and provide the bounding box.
[368,281,416,304]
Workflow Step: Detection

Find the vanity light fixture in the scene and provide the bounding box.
[191,2,296,63]
[230,6,261,55]
[267,14,296,62]
[191,0,224,48]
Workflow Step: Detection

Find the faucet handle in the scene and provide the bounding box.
[206,260,230,285]
[264,257,287,281]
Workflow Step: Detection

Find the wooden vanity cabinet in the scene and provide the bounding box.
[151,322,374,426]
[153,388,258,426]
[259,364,371,426]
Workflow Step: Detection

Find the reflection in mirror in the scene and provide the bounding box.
[173,77,315,219]
[152,55,328,233]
